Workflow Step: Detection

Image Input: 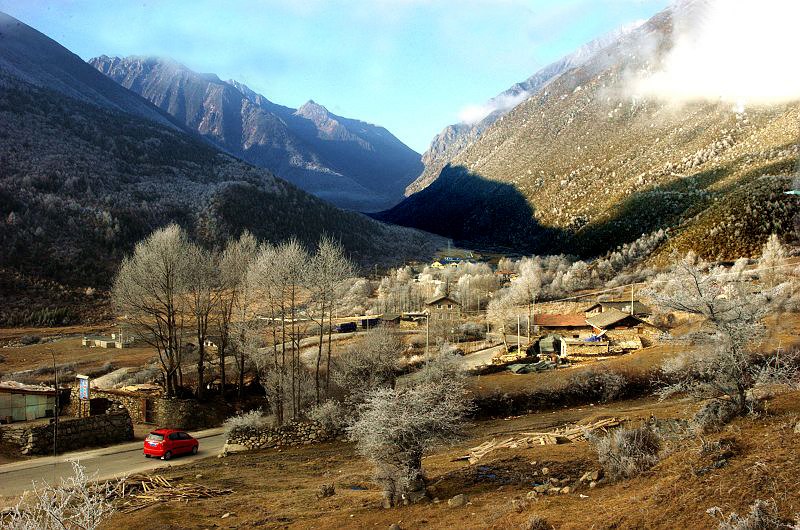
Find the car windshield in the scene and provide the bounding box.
[146,433,164,441]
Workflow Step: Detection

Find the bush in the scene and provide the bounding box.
[708,499,789,530]
[589,425,661,480]
[691,399,739,434]
[568,369,627,403]
[223,410,271,437]
[308,400,348,433]
[2,461,118,529]
[521,515,551,530]
[19,335,41,345]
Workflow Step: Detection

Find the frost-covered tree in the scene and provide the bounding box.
[112,224,191,396]
[347,351,470,507]
[2,462,119,530]
[647,252,793,417]
[333,327,403,399]
[758,233,787,288]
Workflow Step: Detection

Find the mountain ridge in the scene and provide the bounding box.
[90,55,422,211]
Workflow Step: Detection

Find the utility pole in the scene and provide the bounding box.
[51,349,58,481]
[517,315,521,353]
[631,285,635,315]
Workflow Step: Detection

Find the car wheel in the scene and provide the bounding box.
[191,445,198,455]
[144,454,151,458]
[163,451,172,461]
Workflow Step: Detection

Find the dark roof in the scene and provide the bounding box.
[533,314,588,328]
[425,294,461,306]
[381,313,401,321]
[585,300,651,315]
[586,307,650,329]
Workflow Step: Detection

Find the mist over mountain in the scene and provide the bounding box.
[0,11,443,297]
[89,55,423,212]
[381,1,799,260]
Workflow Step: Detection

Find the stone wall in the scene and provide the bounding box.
[155,398,231,431]
[2,410,133,455]
[226,421,338,451]
[66,387,231,430]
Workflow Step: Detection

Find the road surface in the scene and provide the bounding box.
[0,427,225,499]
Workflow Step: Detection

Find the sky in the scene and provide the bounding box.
[0,0,670,152]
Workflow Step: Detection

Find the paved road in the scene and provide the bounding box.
[0,427,226,499]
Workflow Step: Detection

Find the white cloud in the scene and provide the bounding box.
[633,0,800,106]
[457,90,531,124]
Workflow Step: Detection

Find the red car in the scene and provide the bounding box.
[143,429,199,460]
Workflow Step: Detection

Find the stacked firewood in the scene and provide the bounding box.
[111,474,232,513]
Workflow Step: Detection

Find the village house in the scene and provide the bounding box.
[584,300,652,318]
[425,294,462,321]
[531,313,593,339]
[585,307,660,352]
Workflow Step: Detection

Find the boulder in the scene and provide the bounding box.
[448,494,467,508]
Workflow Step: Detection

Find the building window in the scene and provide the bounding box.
[447,304,452,309]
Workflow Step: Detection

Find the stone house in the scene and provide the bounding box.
[586,307,660,348]
[425,294,461,321]
[584,300,652,318]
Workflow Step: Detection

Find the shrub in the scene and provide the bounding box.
[19,335,41,345]
[521,515,551,530]
[223,410,271,437]
[2,461,118,530]
[707,499,789,530]
[308,400,348,433]
[588,425,662,480]
[691,399,739,434]
[568,369,627,403]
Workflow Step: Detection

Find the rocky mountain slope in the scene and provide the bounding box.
[0,11,443,297]
[90,55,422,211]
[380,2,799,260]
[408,26,637,196]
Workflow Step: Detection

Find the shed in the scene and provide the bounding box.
[380,313,401,327]
[0,382,57,422]
[586,307,652,332]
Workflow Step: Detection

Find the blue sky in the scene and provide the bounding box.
[0,0,669,152]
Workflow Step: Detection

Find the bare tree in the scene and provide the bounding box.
[217,232,258,400]
[347,352,470,507]
[307,236,354,402]
[647,252,792,417]
[510,260,541,339]
[185,243,218,399]
[2,461,119,530]
[112,224,191,396]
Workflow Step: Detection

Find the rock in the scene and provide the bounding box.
[195,474,203,479]
[220,513,232,519]
[389,525,402,530]
[534,484,550,494]
[794,422,800,434]
[588,469,603,482]
[548,488,561,496]
[541,467,549,475]
[589,481,597,489]
[526,491,538,499]
[448,494,467,508]
[316,484,335,499]
[560,486,571,494]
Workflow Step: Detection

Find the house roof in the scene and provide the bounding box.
[0,381,57,396]
[533,314,588,328]
[586,307,649,329]
[380,313,401,321]
[584,300,652,315]
[425,294,461,306]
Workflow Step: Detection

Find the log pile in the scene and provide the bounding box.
[458,417,623,464]
[112,474,232,513]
